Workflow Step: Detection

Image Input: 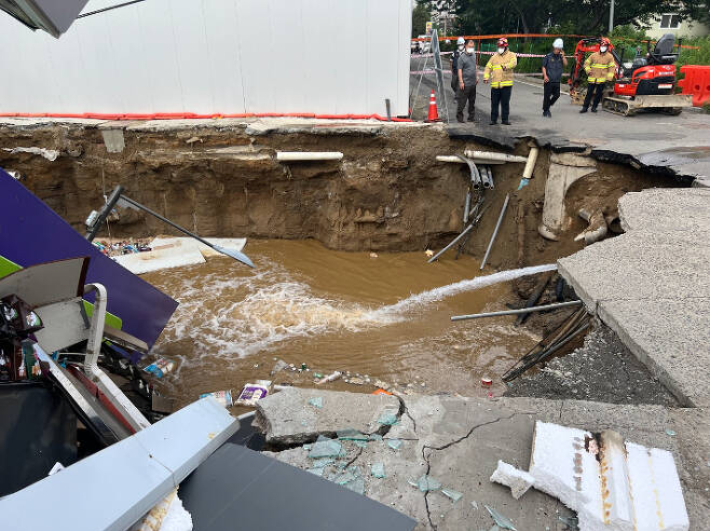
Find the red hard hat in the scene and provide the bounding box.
[497,38,508,47]
[600,37,611,47]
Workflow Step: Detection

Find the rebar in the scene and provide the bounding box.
[451,300,582,322]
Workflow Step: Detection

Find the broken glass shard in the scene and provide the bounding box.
[337,428,369,441]
[308,397,323,409]
[307,466,325,477]
[344,478,366,495]
[370,462,386,479]
[308,435,342,459]
[377,410,399,425]
[558,516,579,530]
[387,438,403,451]
[409,475,441,492]
[485,505,517,531]
[369,433,383,441]
[441,488,463,503]
[311,457,335,467]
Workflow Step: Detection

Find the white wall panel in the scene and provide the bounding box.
[0,0,411,116]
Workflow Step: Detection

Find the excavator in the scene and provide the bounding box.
[568,34,693,116]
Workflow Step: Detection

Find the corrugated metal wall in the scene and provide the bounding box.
[0,0,411,116]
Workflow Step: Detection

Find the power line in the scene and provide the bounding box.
[77,0,149,19]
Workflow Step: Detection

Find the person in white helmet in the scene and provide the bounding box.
[450,37,466,95]
[541,38,568,117]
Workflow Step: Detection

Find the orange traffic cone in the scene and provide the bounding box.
[426,90,440,122]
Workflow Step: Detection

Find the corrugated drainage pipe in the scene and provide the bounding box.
[574,208,608,245]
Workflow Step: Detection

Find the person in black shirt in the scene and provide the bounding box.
[450,37,466,95]
[541,38,568,118]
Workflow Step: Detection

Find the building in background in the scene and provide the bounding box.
[0,0,412,117]
[643,11,710,39]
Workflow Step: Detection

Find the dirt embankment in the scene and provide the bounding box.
[0,121,683,271]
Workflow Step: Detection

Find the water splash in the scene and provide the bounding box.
[371,264,557,317]
[154,262,557,358]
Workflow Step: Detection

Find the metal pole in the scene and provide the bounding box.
[480,193,509,270]
[451,300,583,322]
[428,223,475,263]
[609,0,615,34]
[85,184,125,241]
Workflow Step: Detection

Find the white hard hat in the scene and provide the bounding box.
[553,38,564,49]
[457,37,465,45]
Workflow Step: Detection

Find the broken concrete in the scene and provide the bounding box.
[256,388,709,530]
[254,386,400,444]
[559,188,710,407]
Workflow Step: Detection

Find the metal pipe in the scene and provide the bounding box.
[463,150,528,163]
[463,191,471,224]
[428,223,475,263]
[480,166,494,189]
[85,184,125,241]
[276,152,344,162]
[480,193,510,270]
[457,155,482,190]
[435,155,506,165]
[451,300,583,322]
[385,99,392,121]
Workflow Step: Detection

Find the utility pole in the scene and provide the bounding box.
[608,0,615,34]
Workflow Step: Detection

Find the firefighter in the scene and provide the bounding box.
[450,37,466,95]
[580,37,617,113]
[484,37,517,125]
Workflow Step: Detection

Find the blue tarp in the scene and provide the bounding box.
[0,169,177,355]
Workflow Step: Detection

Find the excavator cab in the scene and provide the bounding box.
[615,33,680,97]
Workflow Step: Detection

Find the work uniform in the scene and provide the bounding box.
[456,52,478,122]
[582,51,616,111]
[450,50,462,93]
[484,50,517,123]
[542,52,564,113]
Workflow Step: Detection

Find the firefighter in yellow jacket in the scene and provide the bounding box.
[580,37,617,113]
[484,38,517,125]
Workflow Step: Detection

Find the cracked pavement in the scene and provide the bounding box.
[255,387,709,529]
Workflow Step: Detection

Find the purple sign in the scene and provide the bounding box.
[0,169,177,353]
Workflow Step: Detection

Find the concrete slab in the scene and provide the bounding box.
[254,387,400,444]
[258,389,709,529]
[558,188,710,407]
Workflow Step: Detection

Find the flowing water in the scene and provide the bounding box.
[143,240,554,407]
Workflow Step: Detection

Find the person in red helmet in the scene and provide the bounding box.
[483,37,517,125]
[580,37,617,113]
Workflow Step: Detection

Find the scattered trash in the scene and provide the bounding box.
[370,463,386,479]
[369,252,378,259]
[308,397,324,409]
[316,371,342,385]
[301,363,308,370]
[481,377,493,387]
[347,377,366,385]
[665,429,677,437]
[234,380,271,406]
[337,429,368,441]
[48,462,65,476]
[425,249,434,258]
[490,460,535,499]
[372,388,393,396]
[441,488,463,503]
[387,439,403,451]
[308,436,342,459]
[409,475,441,492]
[558,516,579,530]
[271,359,289,375]
[377,410,399,426]
[199,390,233,409]
[143,358,175,379]
[313,372,324,379]
[470,500,479,510]
[485,505,517,530]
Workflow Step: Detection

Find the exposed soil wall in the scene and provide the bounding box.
[0,121,685,271]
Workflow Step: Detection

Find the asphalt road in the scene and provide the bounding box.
[409,55,710,179]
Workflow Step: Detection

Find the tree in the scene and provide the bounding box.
[412,1,431,38]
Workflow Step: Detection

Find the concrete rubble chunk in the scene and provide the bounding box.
[254,387,400,444]
[489,460,535,500]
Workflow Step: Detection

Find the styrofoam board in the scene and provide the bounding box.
[150,237,247,258]
[113,239,205,274]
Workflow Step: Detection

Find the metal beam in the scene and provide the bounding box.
[451,300,583,321]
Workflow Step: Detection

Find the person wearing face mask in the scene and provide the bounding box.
[451,37,466,95]
[483,37,517,125]
[456,39,479,123]
[580,37,617,113]
[541,38,568,117]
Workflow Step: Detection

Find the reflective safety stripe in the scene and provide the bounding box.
[490,65,503,70]
[491,81,514,88]
[592,63,612,68]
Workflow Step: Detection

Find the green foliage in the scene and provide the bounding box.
[677,36,710,70]
[703,102,710,114]
[412,1,431,38]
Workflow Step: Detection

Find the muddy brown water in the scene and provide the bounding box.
[142,239,544,409]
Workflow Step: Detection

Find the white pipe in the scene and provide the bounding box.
[276,151,343,162]
[523,147,539,179]
[436,155,505,165]
[464,150,528,163]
